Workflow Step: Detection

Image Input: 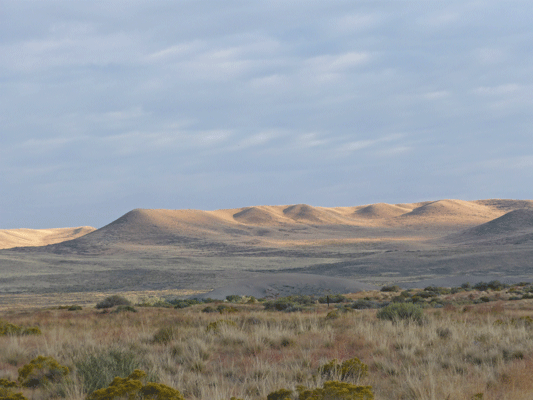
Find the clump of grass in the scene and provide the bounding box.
[152,326,179,344]
[95,295,131,309]
[376,302,424,323]
[75,348,142,394]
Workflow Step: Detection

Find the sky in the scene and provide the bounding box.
[1,1,533,229]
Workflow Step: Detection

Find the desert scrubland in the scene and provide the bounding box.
[1,284,533,400]
[1,199,533,399]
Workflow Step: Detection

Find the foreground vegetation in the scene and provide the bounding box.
[1,282,533,399]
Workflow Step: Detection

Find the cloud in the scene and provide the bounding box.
[1,0,533,228]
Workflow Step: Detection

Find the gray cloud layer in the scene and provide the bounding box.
[1,1,532,228]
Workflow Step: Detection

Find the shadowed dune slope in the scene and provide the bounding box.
[232,206,279,225]
[282,204,347,224]
[0,227,95,249]
[450,209,533,243]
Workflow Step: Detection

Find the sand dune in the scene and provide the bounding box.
[354,203,412,219]
[0,226,95,249]
[232,206,279,225]
[399,199,502,224]
[450,209,533,243]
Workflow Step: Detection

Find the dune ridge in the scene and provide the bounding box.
[0,226,95,249]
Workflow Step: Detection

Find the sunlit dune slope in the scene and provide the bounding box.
[9,199,527,252]
[354,203,412,219]
[0,226,95,249]
[399,199,502,225]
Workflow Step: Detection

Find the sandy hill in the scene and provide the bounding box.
[232,206,279,225]
[11,199,527,254]
[354,203,412,219]
[398,199,502,225]
[0,227,95,249]
[449,209,533,243]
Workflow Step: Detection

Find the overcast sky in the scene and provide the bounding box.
[1,1,533,229]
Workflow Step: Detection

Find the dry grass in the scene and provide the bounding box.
[1,293,533,399]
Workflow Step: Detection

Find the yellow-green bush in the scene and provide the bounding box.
[206,319,237,333]
[297,381,374,400]
[0,387,28,400]
[319,358,368,381]
[18,356,69,388]
[87,369,184,400]
[267,388,293,400]
[0,321,41,337]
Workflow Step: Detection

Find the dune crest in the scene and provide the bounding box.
[400,199,501,224]
[0,226,95,249]
[354,203,411,219]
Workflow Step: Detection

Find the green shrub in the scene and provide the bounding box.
[0,321,41,337]
[76,348,141,394]
[206,320,237,333]
[0,387,28,400]
[87,369,184,400]
[318,294,348,304]
[68,305,83,311]
[172,299,201,309]
[267,388,293,400]
[350,300,382,310]
[17,356,69,388]
[95,295,131,309]
[376,303,424,323]
[226,295,243,303]
[380,285,400,292]
[297,381,374,400]
[264,295,315,312]
[112,305,137,313]
[319,358,368,381]
[217,305,238,314]
[152,327,178,344]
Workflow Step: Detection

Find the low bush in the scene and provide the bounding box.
[0,320,41,336]
[380,285,400,292]
[18,356,69,388]
[226,295,243,303]
[319,357,369,381]
[0,387,28,400]
[112,305,137,313]
[318,294,348,304]
[95,295,131,309]
[172,299,201,309]
[297,381,374,400]
[267,388,293,400]
[264,295,315,312]
[350,300,384,310]
[87,369,184,400]
[376,303,424,323]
